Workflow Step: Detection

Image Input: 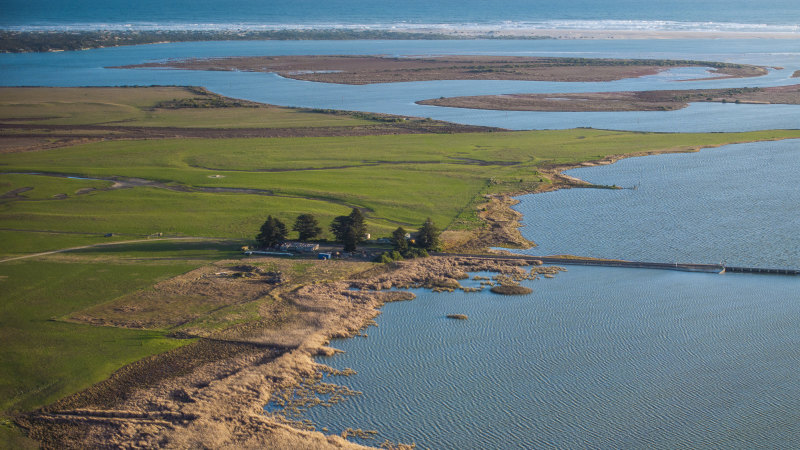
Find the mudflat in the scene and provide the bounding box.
[117,55,767,85]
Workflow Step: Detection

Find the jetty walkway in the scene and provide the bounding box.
[437,253,800,276]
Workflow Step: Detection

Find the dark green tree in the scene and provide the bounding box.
[330,208,368,251]
[347,208,367,242]
[343,227,359,252]
[416,217,441,251]
[256,215,287,248]
[293,214,322,241]
[330,215,351,242]
[391,226,409,252]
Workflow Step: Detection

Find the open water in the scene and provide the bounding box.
[513,139,800,268]
[303,269,800,448]
[2,0,800,33]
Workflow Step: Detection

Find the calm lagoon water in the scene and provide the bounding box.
[303,267,800,448]
[2,39,800,131]
[513,139,800,268]
[294,137,800,449]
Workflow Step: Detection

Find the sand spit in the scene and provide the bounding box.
[20,256,554,449]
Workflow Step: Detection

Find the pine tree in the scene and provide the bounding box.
[256,215,287,248]
[330,208,368,251]
[343,227,358,252]
[330,215,351,242]
[347,208,367,242]
[416,217,441,251]
[391,226,408,252]
[293,214,322,241]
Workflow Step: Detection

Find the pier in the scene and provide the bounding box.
[439,253,800,276]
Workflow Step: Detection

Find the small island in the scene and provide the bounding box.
[490,285,534,295]
[418,84,800,112]
[115,55,768,85]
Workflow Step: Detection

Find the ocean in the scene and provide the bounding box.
[1,0,799,33]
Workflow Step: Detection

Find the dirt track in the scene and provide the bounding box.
[0,236,229,264]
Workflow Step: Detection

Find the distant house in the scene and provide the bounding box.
[279,242,320,253]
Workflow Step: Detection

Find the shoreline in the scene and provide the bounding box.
[465,133,800,254]
[20,256,551,448]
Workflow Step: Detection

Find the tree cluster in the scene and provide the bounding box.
[330,208,367,252]
[255,210,441,258]
[255,213,322,249]
[376,217,441,263]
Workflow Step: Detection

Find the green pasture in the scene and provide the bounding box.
[0,176,358,256]
[0,86,374,128]
[3,129,800,250]
[0,259,198,415]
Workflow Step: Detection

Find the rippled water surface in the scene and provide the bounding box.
[301,268,800,448]
[513,139,800,267]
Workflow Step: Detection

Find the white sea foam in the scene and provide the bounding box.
[4,20,800,34]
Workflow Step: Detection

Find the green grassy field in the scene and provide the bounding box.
[4,129,800,253]
[0,259,199,414]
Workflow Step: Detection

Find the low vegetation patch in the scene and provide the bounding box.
[490,284,533,295]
